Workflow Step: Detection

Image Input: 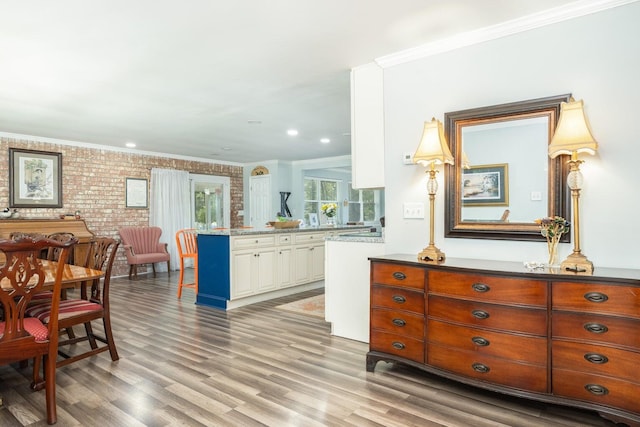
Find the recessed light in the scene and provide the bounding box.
[320,138,330,144]
[125,142,136,148]
[222,147,232,151]
[287,129,299,136]
[247,120,262,124]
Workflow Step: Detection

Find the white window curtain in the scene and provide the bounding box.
[150,168,191,271]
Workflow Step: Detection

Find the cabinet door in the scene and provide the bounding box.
[310,243,325,281]
[294,246,311,284]
[231,250,254,298]
[277,247,294,288]
[255,248,276,293]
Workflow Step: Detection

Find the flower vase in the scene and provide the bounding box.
[547,239,559,267]
[326,217,335,227]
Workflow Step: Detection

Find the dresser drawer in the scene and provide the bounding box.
[552,282,640,319]
[429,271,547,306]
[552,312,640,350]
[429,295,547,336]
[371,285,424,314]
[552,368,640,415]
[428,343,548,393]
[370,330,424,364]
[552,341,640,381]
[372,262,425,290]
[428,320,547,365]
[371,308,424,339]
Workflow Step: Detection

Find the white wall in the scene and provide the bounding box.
[382,3,640,269]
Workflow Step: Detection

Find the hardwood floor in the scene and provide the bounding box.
[0,270,618,426]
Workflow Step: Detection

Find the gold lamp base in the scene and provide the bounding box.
[560,252,594,275]
[418,244,446,263]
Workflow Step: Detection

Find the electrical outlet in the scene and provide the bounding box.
[403,202,424,219]
[530,191,542,201]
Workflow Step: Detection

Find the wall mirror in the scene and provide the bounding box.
[444,94,571,241]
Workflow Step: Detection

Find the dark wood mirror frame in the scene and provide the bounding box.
[444,94,572,242]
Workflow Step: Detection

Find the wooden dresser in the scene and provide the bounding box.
[0,218,95,265]
[367,255,640,427]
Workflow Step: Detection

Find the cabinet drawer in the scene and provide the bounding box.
[371,285,424,314]
[552,282,640,319]
[293,232,325,244]
[552,368,640,415]
[429,295,547,336]
[369,330,424,364]
[278,234,292,245]
[428,320,547,365]
[552,341,640,381]
[370,308,424,339]
[372,263,425,290]
[552,312,640,350]
[429,271,547,306]
[232,235,276,249]
[428,343,548,393]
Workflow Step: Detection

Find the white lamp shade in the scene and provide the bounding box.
[412,118,454,166]
[548,99,598,159]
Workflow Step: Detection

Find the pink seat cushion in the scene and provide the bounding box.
[26,299,103,324]
[0,317,49,342]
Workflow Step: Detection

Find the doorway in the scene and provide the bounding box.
[190,174,230,230]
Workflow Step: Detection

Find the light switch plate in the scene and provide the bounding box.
[403,202,425,219]
[403,152,414,165]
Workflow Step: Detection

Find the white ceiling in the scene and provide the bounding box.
[0,0,579,164]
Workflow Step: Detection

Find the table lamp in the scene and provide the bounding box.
[412,117,454,262]
[548,98,598,274]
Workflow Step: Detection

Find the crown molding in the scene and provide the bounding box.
[0,132,243,166]
[375,0,639,68]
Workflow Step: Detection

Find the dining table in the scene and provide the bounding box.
[40,259,104,290]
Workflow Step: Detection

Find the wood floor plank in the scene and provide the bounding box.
[0,269,620,426]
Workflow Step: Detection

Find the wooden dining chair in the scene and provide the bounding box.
[27,237,120,369]
[175,228,198,298]
[0,236,76,425]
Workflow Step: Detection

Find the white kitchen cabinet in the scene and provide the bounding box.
[293,232,325,284]
[350,62,385,189]
[231,248,276,298]
[276,234,294,289]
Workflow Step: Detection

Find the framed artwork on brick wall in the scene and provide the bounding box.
[125,177,148,208]
[9,148,63,208]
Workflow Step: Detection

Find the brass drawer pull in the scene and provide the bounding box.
[471,336,490,346]
[392,272,407,280]
[584,353,609,364]
[472,283,490,293]
[472,363,490,373]
[392,318,406,327]
[584,292,609,303]
[471,309,490,320]
[392,341,405,350]
[584,323,608,334]
[585,384,609,396]
[392,295,406,304]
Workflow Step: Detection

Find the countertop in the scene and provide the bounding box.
[198,225,371,237]
[325,231,384,243]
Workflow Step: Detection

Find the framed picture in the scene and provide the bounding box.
[125,177,148,208]
[462,163,509,206]
[9,148,63,208]
[308,212,319,227]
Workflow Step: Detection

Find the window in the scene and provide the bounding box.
[348,183,380,223]
[304,178,338,224]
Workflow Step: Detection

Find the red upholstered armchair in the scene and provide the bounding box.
[118,226,170,279]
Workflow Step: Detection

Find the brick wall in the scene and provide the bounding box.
[0,136,243,277]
